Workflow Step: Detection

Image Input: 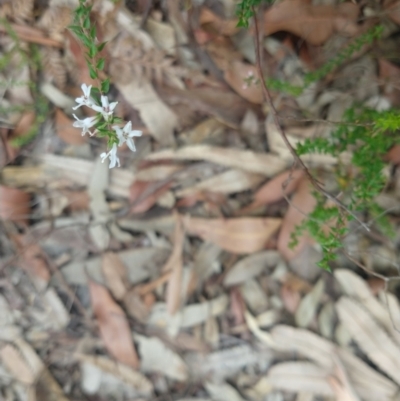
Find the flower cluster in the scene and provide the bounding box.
[72,84,142,168]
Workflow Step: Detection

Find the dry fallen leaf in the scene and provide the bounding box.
[199,7,239,36]
[224,61,263,104]
[165,214,184,315]
[277,177,316,260]
[102,252,129,301]
[183,216,282,254]
[55,109,86,145]
[336,297,400,386]
[267,361,334,396]
[176,169,264,197]
[295,278,324,328]
[0,185,31,223]
[89,280,139,369]
[135,334,189,381]
[224,250,281,286]
[76,354,153,397]
[129,180,173,214]
[250,169,304,209]
[263,1,359,45]
[146,145,287,176]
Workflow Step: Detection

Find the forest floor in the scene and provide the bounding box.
[2,0,400,400]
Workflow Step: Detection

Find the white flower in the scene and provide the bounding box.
[100,143,120,169]
[91,95,118,120]
[113,121,142,152]
[72,83,93,110]
[72,114,97,136]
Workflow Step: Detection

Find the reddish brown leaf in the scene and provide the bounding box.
[55,109,86,145]
[61,189,89,212]
[248,169,304,210]
[224,61,263,104]
[183,216,282,254]
[0,185,31,224]
[89,280,139,369]
[199,8,239,36]
[263,1,359,45]
[10,111,36,141]
[102,252,129,301]
[14,234,50,285]
[129,180,173,214]
[277,177,316,260]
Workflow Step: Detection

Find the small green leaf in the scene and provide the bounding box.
[96,58,105,71]
[101,78,110,93]
[68,25,82,35]
[90,25,96,40]
[83,15,91,29]
[89,64,97,79]
[97,41,107,52]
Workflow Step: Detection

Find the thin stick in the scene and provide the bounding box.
[251,6,370,232]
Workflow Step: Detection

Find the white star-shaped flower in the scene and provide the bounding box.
[72,83,93,110]
[72,114,97,136]
[91,95,118,120]
[100,143,120,169]
[113,121,142,152]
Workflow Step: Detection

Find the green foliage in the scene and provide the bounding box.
[70,0,106,93]
[70,0,121,145]
[236,0,273,28]
[292,106,400,270]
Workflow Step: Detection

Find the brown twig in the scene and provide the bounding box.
[251,6,370,232]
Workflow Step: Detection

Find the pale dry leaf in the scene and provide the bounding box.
[102,252,129,301]
[184,217,282,254]
[145,18,176,55]
[295,278,324,328]
[336,297,400,386]
[176,169,264,197]
[245,310,275,346]
[76,354,153,396]
[328,356,361,401]
[203,317,219,347]
[0,345,35,385]
[148,295,229,331]
[205,381,244,401]
[165,214,184,315]
[334,269,400,346]
[134,334,188,381]
[241,280,269,314]
[271,325,398,401]
[318,302,336,339]
[224,250,281,286]
[88,159,110,250]
[264,1,359,45]
[89,280,139,369]
[267,362,333,396]
[116,79,178,146]
[146,145,287,176]
[277,177,316,260]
